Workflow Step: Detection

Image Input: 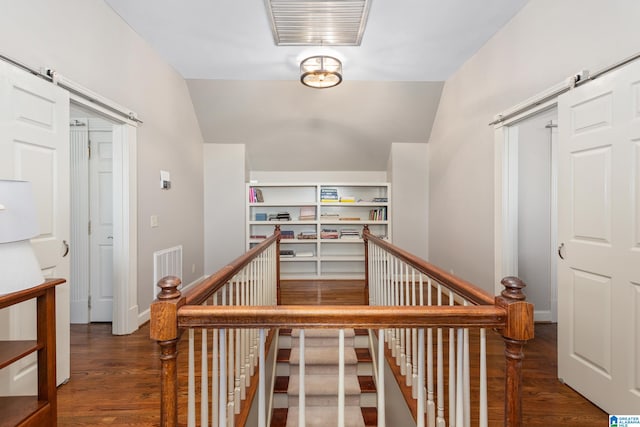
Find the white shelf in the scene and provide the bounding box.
[247,182,390,279]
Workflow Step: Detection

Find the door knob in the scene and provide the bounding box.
[62,240,70,257]
[557,243,565,260]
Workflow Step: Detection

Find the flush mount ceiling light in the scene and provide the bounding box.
[300,56,343,89]
[265,0,372,46]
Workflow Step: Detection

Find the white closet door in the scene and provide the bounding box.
[0,61,70,387]
[557,59,640,413]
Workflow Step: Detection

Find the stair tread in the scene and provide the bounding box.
[290,347,358,365]
[357,376,376,393]
[287,374,361,395]
[286,406,365,427]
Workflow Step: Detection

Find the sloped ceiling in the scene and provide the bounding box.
[104,0,529,170]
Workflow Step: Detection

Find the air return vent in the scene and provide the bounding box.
[265,0,372,46]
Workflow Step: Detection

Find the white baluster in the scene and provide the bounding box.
[456,328,464,427]
[479,328,488,427]
[339,329,345,427]
[202,329,209,426]
[377,329,386,427]
[219,329,227,427]
[436,282,445,427]
[188,328,195,427]
[299,329,306,427]
[417,328,425,427]
[463,327,470,427]
[212,294,219,427]
[258,328,266,427]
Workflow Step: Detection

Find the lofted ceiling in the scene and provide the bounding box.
[104,0,529,171]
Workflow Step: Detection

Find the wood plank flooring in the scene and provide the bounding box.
[57,280,607,426]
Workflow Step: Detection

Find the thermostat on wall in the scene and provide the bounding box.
[160,170,171,190]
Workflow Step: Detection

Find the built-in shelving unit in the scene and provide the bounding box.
[247,183,390,279]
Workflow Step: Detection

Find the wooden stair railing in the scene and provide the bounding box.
[151,226,534,427]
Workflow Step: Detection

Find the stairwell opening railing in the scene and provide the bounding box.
[151,226,534,427]
[363,225,534,427]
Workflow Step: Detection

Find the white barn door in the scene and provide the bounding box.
[0,61,70,387]
[557,59,640,413]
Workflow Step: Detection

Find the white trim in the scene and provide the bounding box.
[493,101,558,297]
[71,94,139,335]
[534,310,553,323]
[137,275,206,325]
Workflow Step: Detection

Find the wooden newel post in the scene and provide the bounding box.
[495,276,534,427]
[362,225,370,305]
[150,276,184,427]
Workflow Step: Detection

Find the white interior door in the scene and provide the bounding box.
[557,59,640,413]
[0,61,70,387]
[89,127,113,322]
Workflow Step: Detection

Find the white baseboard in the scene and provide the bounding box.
[138,275,205,326]
[534,309,553,323]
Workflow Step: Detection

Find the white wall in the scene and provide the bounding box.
[389,143,429,259]
[204,144,247,274]
[250,170,387,183]
[428,0,640,292]
[0,0,204,314]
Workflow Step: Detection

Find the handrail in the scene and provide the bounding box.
[363,225,495,306]
[0,278,66,309]
[177,305,506,329]
[183,229,280,306]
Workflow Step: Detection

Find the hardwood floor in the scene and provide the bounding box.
[57,280,607,426]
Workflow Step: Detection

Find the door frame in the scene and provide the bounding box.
[70,94,138,335]
[493,100,558,321]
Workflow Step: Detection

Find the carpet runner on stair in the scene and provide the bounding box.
[273,328,374,427]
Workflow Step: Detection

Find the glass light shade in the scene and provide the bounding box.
[300,56,343,89]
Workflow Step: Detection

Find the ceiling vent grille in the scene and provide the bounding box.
[265,0,372,46]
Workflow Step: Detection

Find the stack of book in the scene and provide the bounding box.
[320,212,340,220]
[320,188,339,202]
[369,207,387,220]
[340,229,360,239]
[299,206,316,220]
[255,213,267,221]
[339,196,356,203]
[320,228,339,239]
[372,197,388,203]
[280,249,295,258]
[281,230,295,239]
[268,212,291,221]
[249,188,264,203]
[297,230,317,239]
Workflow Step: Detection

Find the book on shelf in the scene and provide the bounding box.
[280,249,295,258]
[268,212,291,221]
[297,231,317,239]
[340,228,360,239]
[339,217,361,221]
[250,234,267,239]
[372,197,388,203]
[339,196,356,203]
[299,206,316,220]
[255,213,267,221]
[281,230,295,239]
[320,188,339,202]
[320,212,340,219]
[249,187,264,203]
[369,207,387,221]
[320,228,339,239]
